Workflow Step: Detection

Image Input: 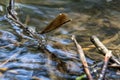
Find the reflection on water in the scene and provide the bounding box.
[0,0,120,80]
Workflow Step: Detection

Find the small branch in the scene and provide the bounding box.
[108,63,120,68]
[83,33,119,51]
[71,35,93,80]
[9,0,15,10]
[7,0,18,20]
[90,35,120,65]
[98,50,112,80]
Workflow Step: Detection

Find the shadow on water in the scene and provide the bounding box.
[0,0,120,80]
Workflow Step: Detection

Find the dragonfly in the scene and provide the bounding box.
[5,0,71,47]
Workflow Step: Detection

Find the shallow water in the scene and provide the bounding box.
[0,0,120,80]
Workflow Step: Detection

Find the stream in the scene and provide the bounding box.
[0,0,120,80]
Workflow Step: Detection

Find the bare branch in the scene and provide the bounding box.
[98,50,112,80]
[71,35,93,80]
[90,35,120,65]
[7,0,18,20]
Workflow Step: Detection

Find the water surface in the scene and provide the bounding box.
[0,0,120,80]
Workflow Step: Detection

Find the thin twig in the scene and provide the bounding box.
[7,0,18,20]
[71,35,93,80]
[108,63,120,68]
[90,35,120,65]
[98,50,112,80]
[83,33,119,51]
